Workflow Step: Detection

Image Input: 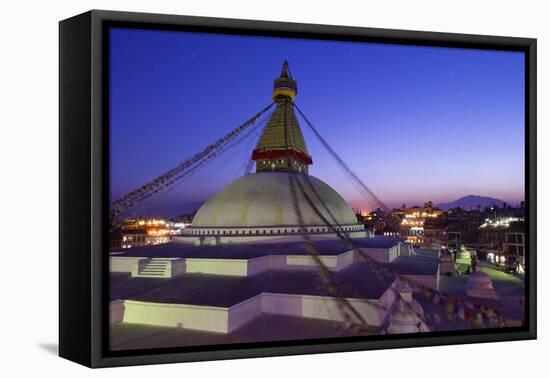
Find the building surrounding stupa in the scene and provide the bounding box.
[183,61,366,245]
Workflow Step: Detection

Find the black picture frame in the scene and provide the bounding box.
[59,9,537,368]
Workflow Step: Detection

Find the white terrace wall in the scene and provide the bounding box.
[227,294,263,332]
[122,300,230,333]
[110,256,148,276]
[113,284,401,334]
[184,258,249,276]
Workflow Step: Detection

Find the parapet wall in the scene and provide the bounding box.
[112,287,397,334]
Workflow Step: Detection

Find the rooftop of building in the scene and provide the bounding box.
[110,313,369,351]
[437,261,524,320]
[389,255,440,276]
[505,220,526,233]
[110,260,392,306]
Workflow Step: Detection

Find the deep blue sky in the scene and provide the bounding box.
[110,27,525,214]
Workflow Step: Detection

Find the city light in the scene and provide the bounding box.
[115,217,173,249]
[479,217,521,228]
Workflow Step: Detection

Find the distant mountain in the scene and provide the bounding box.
[437,195,505,211]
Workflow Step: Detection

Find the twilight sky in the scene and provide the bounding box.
[109,27,525,215]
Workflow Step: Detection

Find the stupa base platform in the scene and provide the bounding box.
[108,237,443,342]
[109,265,400,334]
[109,261,439,333]
[110,237,415,278]
[115,237,403,258]
[110,265,395,307]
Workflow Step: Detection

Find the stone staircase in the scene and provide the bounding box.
[136,258,173,278]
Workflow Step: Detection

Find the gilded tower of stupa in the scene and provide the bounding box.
[252,61,313,174]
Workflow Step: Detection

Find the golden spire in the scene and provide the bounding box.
[253,61,312,174]
[272,60,298,102]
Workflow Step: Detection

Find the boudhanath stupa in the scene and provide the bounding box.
[108,62,523,350]
[182,61,365,245]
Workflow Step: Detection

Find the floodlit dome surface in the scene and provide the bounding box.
[191,172,359,228]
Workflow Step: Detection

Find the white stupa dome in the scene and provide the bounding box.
[192,172,359,228]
